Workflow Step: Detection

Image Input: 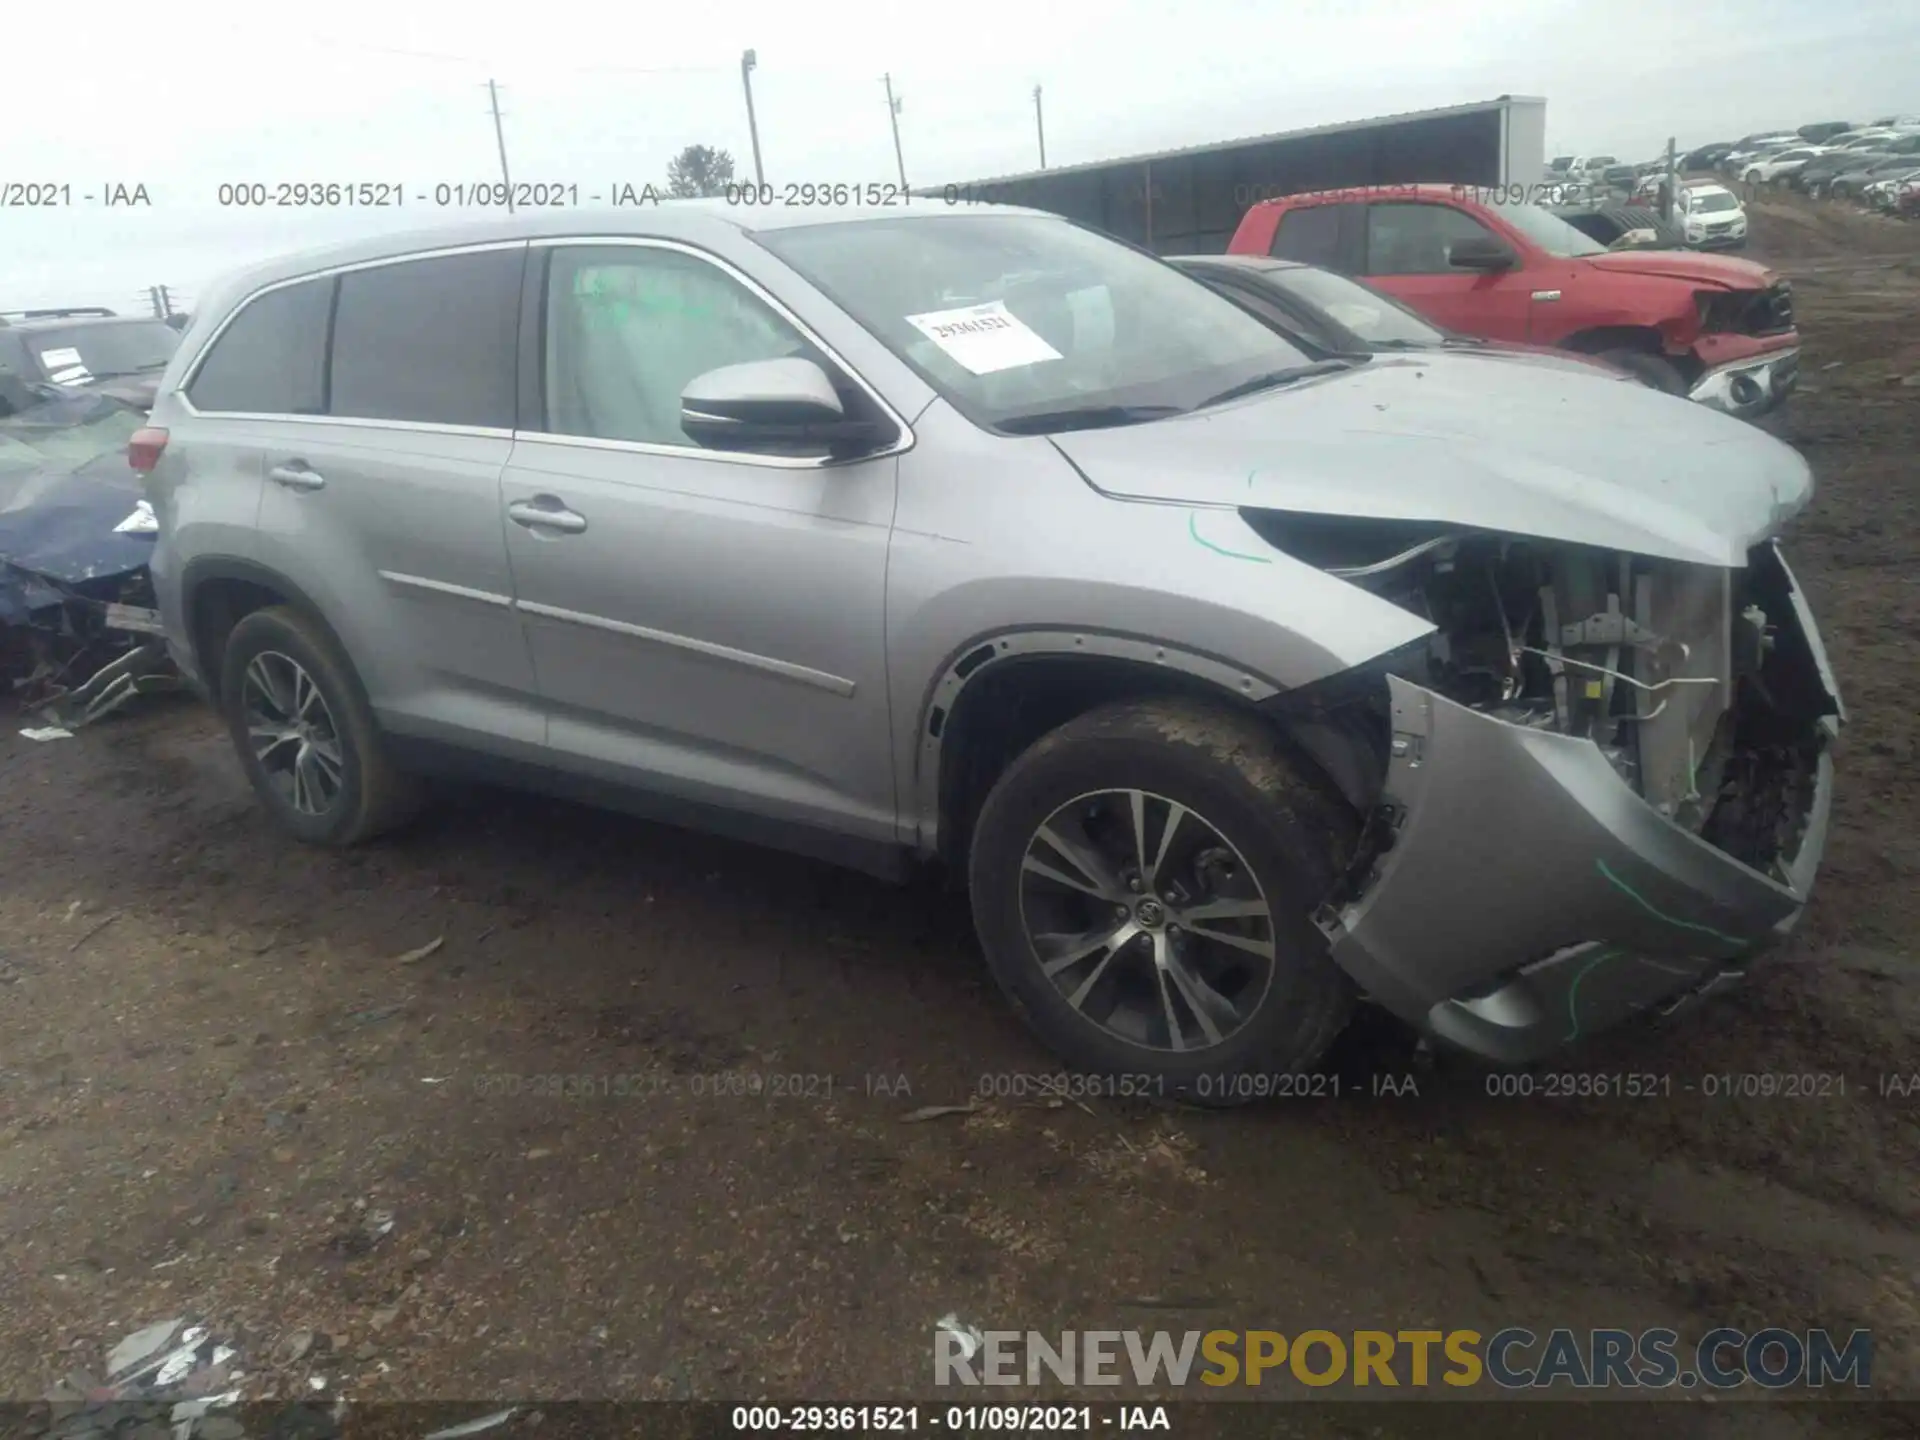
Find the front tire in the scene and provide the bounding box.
[218,605,421,846]
[968,699,1359,1104]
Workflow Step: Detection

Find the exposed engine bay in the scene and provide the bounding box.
[1250,512,1833,882]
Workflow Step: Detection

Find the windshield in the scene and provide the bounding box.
[756,214,1314,432]
[1262,267,1445,346]
[1491,204,1609,258]
[24,320,180,383]
[1690,190,1741,214]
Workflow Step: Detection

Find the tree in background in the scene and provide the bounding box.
[666,145,738,198]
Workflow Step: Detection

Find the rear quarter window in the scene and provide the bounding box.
[187,278,332,415]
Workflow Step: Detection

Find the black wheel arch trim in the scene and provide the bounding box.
[910,626,1291,859]
[179,556,364,707]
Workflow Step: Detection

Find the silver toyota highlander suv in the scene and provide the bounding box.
[137,203,1842,1098]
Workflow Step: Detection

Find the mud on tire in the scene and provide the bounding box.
[968,698,1360,1105]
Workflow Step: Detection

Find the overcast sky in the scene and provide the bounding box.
[7,0,1916,310]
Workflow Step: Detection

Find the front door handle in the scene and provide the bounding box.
[507,496,588,535]
[268,463,325,492]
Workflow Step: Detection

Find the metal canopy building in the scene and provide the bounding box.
[920,95,1547,254]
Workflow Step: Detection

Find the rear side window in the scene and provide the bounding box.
[328,248,523,428]
[187,278,331,415]
[1270,204,1352,270]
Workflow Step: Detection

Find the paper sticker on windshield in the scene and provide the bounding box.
[905,302,1061,375]
[39,346,85,370]
[49,364,93,387]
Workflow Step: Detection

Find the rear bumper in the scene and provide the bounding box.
[1690,346,1799,419]
[1322,546,1841,1064]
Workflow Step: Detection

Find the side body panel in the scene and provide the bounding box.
[145,401,266,687]
[250,420,542,750]
[501,431,901,841]
[497,227,936,843]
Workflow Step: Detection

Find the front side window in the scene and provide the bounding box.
[756,214,1312,433]
[328,248,522,428]
[1363,204,1502,275]
[541,244,826,450]
[187,278,331,414]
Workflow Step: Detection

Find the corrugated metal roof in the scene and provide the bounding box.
[915,95,1547,194]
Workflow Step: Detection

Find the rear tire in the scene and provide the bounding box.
[218,605,421,847]
[1601,348,1688,394]
[968,698,1359,1106]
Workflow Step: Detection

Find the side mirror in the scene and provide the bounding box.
[679,357,888,457]
[1447,235,1519,271]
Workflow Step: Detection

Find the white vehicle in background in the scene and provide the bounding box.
[1678,183,1749,249]
[1720,136,1798,175]
[1865,167,1920,210]
[1743,146,1832,185]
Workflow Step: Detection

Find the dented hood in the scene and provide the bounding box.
[1049,352,1812,567]
[1583,248,1780,290]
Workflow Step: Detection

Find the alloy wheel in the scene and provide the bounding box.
[1016,788,1278,1053]
[240,650,345,816]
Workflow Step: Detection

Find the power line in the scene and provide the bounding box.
[227,26,733,75]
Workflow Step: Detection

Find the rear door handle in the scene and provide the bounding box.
[268,463,325,492]
[507,497,588,535]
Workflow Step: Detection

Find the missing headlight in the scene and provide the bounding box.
[1252,512,1742,813]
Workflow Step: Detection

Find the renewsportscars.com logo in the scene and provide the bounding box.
[933,1327,1873,1391]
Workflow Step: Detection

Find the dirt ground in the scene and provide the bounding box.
[3,194,1918,1439]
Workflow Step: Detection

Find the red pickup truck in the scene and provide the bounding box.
[1226,184,1799,417]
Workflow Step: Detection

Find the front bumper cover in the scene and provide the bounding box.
[1691,347,1799,418]
[1322,546,1841,1064]
[1690,226,1748,250]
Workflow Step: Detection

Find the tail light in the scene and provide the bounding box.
[128,426,169,474]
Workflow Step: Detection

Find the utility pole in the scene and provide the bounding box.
[741,50,765,187]
[1033,85,1047,169]
[147,286,164,319]
[158,284,173,318]
[883,74,907,189]
[1664,134,1678,227]
[487,78,515,213]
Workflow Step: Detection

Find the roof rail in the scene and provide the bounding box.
[0,306,120,324]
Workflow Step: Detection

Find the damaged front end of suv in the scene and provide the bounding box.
[1255,515,1842,1062]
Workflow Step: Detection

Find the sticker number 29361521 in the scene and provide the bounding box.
[904,301,1062,376]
